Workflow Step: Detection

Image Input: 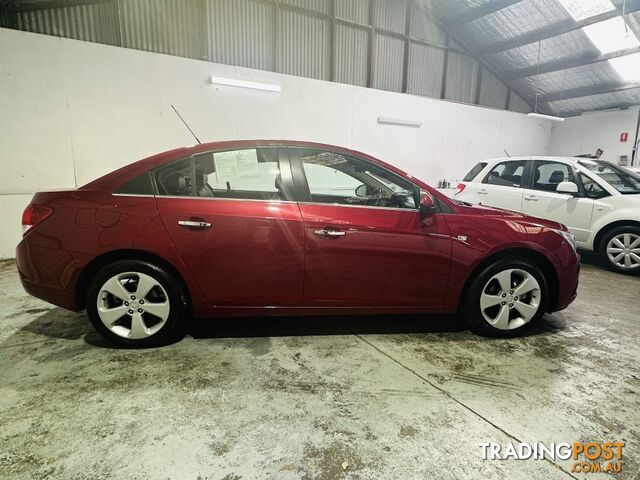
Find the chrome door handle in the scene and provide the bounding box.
[478,189,488,195]
[314,229,346,238]
[178,220,211,228]
[524,196,538,202]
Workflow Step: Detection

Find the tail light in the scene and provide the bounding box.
[22,204,53,235]
[455,183,466,195]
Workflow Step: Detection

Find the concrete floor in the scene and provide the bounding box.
[0,256,638,480]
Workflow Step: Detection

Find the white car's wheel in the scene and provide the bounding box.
[600,226,640,275]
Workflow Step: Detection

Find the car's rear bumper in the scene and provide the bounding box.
[16,236,85,311]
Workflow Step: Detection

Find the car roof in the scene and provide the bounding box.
[80,139,432,194]
[482,156,583,163]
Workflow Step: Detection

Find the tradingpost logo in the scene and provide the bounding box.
[480,441,625,474]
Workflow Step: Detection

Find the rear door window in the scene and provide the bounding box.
[153,148,288,201]
[482,161,527,187]
[463,162,487,181]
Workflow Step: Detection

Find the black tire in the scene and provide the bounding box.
[86,259,189,347]
[462,258,548,338]
[598,225,640,275]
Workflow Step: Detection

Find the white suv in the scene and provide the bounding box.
[456,157,640,274]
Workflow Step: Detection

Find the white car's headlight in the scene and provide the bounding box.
[552,229,576,251]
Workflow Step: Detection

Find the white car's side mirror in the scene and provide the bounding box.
[556,181,579,195]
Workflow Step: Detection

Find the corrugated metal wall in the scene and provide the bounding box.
[282,0,330,14]
[277,8,330,80]
[18,2,120,46]
[373,0,407,34]
[335,23,368,86]
[335,0,369,24]
[207,0,273,70]
[445,52,479,104]
[479,69,508,109]
[373,33,404,92]
[510,93,533,113]
[409,11,446,45]
[120,0,204,59]
[4,0,531,113]
[407,43,445,98]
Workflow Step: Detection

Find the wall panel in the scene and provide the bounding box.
[373,33,404,92]
[479,69,508,109]
[18,2,120,45]
[207,0,274,70]
[335,24,369,86]
[277,8,330,80]
[407,43,445,98]
[335,0,369,24]
[445,52,479,103]
[120,0,204,59]
[373,0,407,33]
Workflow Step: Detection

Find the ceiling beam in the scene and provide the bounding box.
[443,0,525,28]
[504,45,640,79]
[558,102,640,117]
[477,0,640,55]
[541,81,640,102]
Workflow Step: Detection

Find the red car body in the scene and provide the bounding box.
[16,140,579,319]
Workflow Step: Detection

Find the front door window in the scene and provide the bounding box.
[295,149,417,209]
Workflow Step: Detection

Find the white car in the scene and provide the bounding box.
[456,156,640,274]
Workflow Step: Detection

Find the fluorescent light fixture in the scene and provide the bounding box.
[377,117,422,128]
[528,112,566,122]
[557,0,614,21]
[582,17,640,54]
[609,52,640,81]
[210,76,281,93]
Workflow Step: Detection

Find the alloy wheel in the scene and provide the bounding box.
[606,233,640,270]
[480,268,541,330]
[96,272,170,339]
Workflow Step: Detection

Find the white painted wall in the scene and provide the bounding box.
[549,108,639,165]
[0,28,553,258]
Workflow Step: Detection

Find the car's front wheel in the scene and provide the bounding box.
[86,260,189,347]
[599,226,640,275]
[462,258,548,337]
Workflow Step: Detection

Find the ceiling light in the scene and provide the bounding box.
[557,0,614,21]
[528,112,565,122]
[609,52,640,81]
[582,17,640,54]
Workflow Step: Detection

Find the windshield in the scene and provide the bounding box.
[578,160,640,194]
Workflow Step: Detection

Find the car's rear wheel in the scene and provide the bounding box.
[462,258,548,337]
[599,226,640,275]
[86,260,188,347]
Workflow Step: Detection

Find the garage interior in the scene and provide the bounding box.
[1,0,639,479]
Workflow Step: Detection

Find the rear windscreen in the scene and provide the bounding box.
[463,162,487,181]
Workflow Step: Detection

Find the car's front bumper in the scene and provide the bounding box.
[550,249,580,312]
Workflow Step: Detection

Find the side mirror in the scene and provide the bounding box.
[419,191,436,217]
[556,181,579,195]
[355,184,367,197]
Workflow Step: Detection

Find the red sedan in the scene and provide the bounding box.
[17,141,579,347]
